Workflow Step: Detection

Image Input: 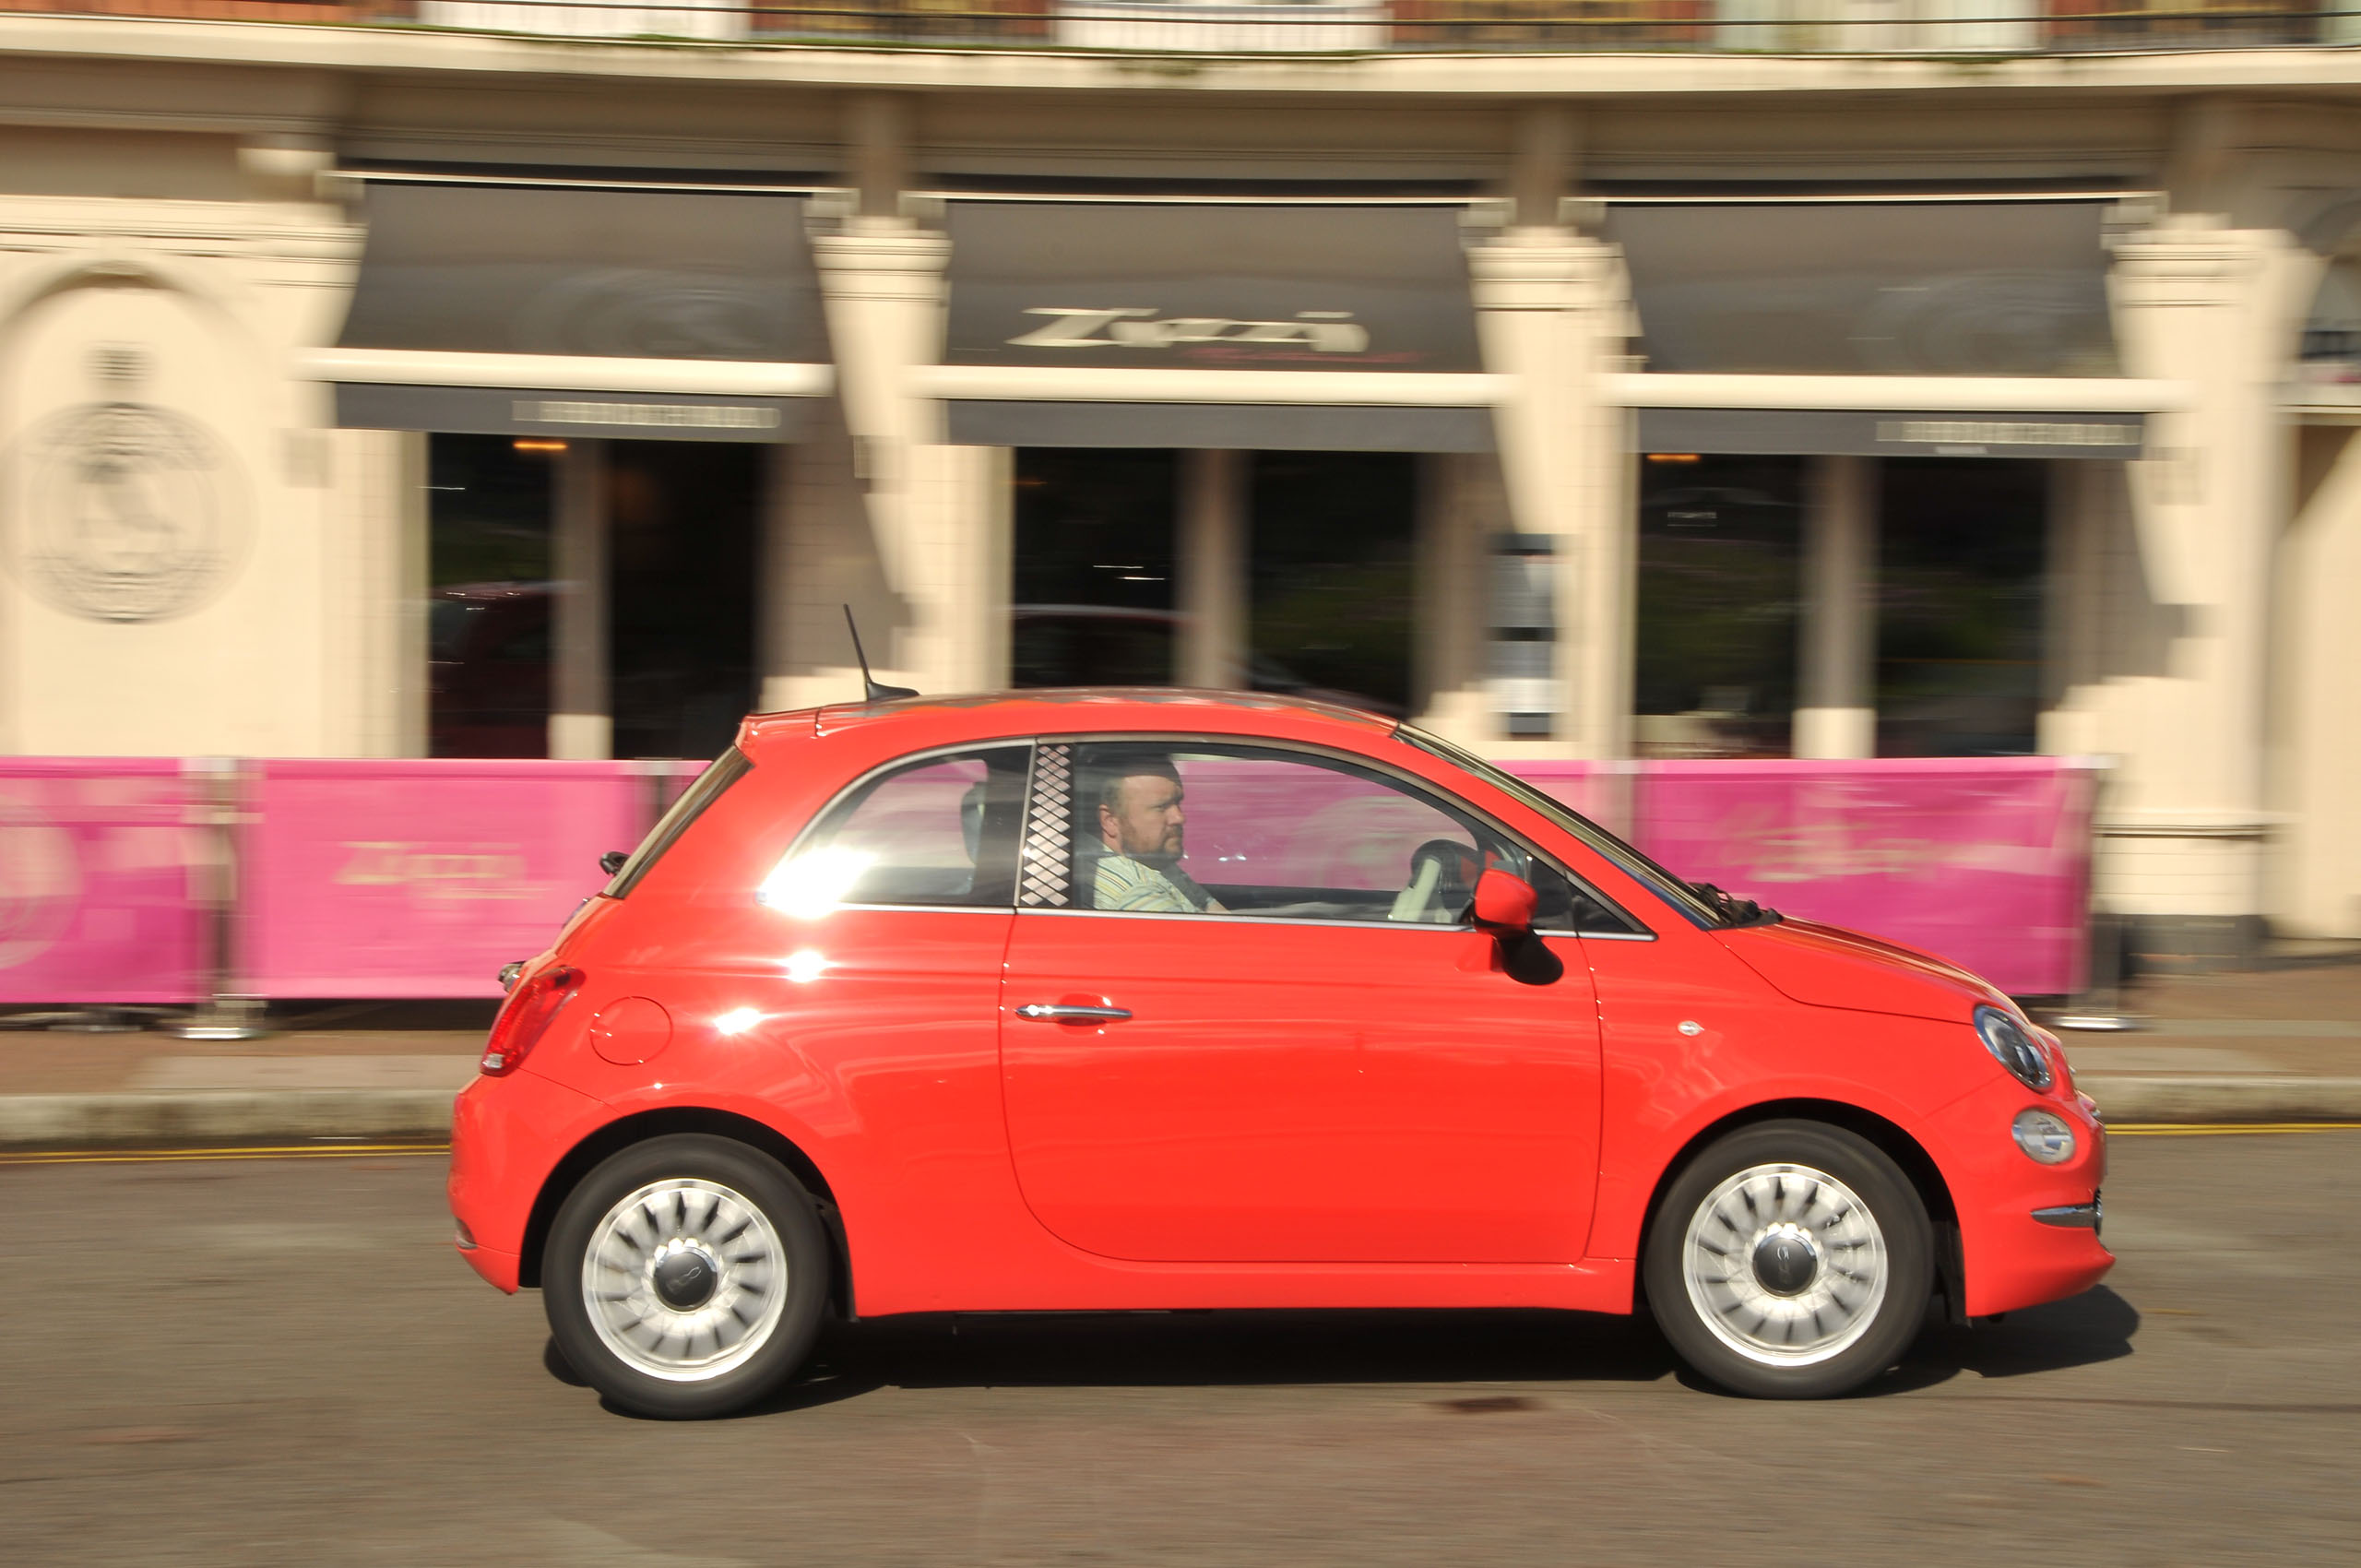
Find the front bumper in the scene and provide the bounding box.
[1928,1081,2113,1318]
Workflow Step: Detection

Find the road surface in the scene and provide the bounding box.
[4,1130,2354,1566]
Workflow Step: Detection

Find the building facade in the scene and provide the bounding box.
[0,15,2357,965]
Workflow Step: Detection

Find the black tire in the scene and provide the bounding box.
[1643,1120,1932,1399]
[543,1134,831,1419]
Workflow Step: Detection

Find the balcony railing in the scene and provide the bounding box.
[1,0,2353,52]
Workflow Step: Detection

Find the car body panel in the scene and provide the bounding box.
[1001,914,1601,1264]
[446,689,2113,1329]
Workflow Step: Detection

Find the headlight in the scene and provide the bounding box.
[1975,1004,2053,1091]
[2012,1107,2077,1165]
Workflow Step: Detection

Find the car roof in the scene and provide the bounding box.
[740,687,1399,754]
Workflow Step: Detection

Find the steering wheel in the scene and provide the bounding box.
[1388,837,1482,923]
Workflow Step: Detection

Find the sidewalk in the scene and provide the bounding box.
[0,969,2355,1149]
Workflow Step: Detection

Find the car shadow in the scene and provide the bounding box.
[1912,1285,2141,1383]
[715,1307,1681,1419]
[569,1290,2140,1417]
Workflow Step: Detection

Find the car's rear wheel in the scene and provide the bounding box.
[1643,1120,1932,1399]
[543,1134,830,1419]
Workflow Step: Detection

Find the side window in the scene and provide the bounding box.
[1035,741,1631,931]
[759,745,1028,914]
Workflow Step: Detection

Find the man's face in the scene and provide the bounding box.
[1099,771,1186,861]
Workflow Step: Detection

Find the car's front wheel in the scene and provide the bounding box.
[543,1134,830,1419]
[1643,1120,1932,1399]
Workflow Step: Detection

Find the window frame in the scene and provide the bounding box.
[764,739,1035,915]
[1019,732,1649,938]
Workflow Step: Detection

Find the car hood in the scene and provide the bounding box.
[1717,918,2007,1025]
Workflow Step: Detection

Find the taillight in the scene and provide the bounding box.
[480,964,582,1075]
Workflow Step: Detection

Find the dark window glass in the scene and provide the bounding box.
[1878,458,2046,757]
[607,442,759,761]
[1249,452,1415,718]
[428,434,555,758]
[1012,449,1178,687]
[1633,454,1802,758]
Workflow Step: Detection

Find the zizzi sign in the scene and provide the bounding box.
[1008,308,1372,354]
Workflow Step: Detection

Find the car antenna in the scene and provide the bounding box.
[844,604,919,703]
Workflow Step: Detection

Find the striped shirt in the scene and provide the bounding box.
[1093,854,1218,914]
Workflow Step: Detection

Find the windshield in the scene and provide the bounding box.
[1394,726,1734,929]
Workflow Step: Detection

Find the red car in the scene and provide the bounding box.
[448,690,2109,1417]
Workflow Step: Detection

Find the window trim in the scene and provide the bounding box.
[1026,731,1650,937]
[765,739,1035,914]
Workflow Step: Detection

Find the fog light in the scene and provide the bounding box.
[2012,1107,2077,1165]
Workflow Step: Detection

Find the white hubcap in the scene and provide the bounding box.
[1680,1161,1888,1368]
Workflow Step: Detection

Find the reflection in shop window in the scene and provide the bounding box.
[428,434,555,759]
[1633,454,1802,758]
[1011,449,1179,688]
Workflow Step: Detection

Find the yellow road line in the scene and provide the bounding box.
[0,1143,448,1167]
[2107,1122,2361,1136]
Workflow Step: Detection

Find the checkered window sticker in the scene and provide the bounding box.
[1019,743,1073,907]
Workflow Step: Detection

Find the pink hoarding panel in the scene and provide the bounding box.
[1627,758,2092,996]
[0,759,206,1004]
[237,760,650,999]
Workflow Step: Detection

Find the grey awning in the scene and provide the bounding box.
[942,199,1489,449]
[330,181,824,438]
[1637,407,2143,460]
[1604,199,2123,378]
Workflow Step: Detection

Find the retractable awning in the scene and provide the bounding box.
[938,199,1495,451]
[1605,197,2143,458]
[325,180,828,443]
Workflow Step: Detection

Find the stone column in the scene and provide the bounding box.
[2068,219,2313,966]
[1467,228,1633,758]
[1794,454,1878,759]
[1411,450,1508,742]
[809,216,991,698]
[1176,448,1249,689]
[548,438,611,760]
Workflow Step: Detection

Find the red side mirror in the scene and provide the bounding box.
[1472,868,1537,931]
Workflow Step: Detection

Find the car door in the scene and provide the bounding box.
[997,738,1609,1265]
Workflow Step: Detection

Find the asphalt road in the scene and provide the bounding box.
[5,1132,2356,1568]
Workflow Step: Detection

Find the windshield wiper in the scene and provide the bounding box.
[1690,882,1778,928]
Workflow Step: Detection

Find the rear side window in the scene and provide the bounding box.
[758,744,1030,914]
[603,748,752,898]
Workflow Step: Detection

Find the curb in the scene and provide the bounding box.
[0,1090,457,1150]
[2,1080,2358,1152]
[2078,1075,2361,1126]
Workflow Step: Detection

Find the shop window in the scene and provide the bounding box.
[1249,452,1416,718]
[606,442,759,761]
[1877,458,2046,757]
[428,434,555,758]
[1011,449,1180,688]
[1632,454,1802,758]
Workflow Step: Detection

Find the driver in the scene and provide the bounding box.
[1087,752,1227,914]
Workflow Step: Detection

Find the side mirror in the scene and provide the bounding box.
[1470,869,1563,987]
[599,849,629,877]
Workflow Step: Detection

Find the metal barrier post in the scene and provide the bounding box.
[172,756,268,1041]
[2049,756,2144,1034]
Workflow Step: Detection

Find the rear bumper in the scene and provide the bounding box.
[447,1065,604,1294]
[1929,1081,2114,1318]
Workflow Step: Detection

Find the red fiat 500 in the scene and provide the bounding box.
[448,690,2109,1417]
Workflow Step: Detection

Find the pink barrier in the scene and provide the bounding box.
[1621,757,2094,996]
[236,760,650,999]
[0,758,207,1004]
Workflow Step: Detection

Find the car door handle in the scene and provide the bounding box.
[1014,1003,1133,1023]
